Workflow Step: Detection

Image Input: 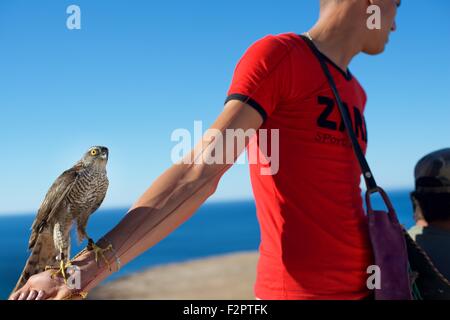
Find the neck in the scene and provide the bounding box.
[79,160,106,172]
[307,7,364,71]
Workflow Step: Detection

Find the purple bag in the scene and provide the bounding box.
[303,35,413,300]
[366,187,412,300]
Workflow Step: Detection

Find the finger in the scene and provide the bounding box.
[18,290,29,300]
[8,291,21,300]
[36,290,45,300]
[27,290,38,300]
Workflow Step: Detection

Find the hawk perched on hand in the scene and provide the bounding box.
[12,146,110,294]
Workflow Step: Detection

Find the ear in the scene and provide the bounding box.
[410,191,425,222]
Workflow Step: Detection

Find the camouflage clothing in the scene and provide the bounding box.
[409,225,450,281]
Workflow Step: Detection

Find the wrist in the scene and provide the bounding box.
[69,249,97,292]
[70,238,121,292]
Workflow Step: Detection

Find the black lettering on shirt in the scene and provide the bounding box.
[317,96,337,130]
[317,96,368,143]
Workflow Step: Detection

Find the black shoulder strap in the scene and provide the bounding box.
[302,35,378,192]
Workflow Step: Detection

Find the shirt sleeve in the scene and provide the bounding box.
[225,35,293,121]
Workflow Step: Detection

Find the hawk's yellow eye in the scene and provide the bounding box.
[90,149,98,156]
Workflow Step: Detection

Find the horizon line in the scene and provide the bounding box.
[0,197,257,216]
[0,187,415,216]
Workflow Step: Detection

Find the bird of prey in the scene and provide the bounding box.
[12,146,110,294]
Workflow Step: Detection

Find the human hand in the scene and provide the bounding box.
[8,269,84,300]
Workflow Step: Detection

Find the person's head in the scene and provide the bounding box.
[318,0,401,55]
[411,149,450,224]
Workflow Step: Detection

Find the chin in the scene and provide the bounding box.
[362,43,386,55]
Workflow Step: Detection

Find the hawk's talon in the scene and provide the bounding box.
[62,290,89,300]
[44,265,59,271]
[45,261,72,284]
[87,239,113,271]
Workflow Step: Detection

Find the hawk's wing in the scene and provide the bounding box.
[28,164,80,249]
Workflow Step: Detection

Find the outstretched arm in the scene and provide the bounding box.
[10,99,263,300]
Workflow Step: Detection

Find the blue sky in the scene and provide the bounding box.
[1,1,449,214]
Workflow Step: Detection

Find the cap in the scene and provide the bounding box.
[415,148,450,193]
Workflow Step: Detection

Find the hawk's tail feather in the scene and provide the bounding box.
[11,231,57,295]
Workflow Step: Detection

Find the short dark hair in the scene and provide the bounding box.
[411,192,450,223]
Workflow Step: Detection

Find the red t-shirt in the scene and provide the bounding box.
[225,33,374,300]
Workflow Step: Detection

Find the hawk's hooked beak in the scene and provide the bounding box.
[101,148,109,160]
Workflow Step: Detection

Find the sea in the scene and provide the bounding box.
[0,190,415,299]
